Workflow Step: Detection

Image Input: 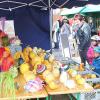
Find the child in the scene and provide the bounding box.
[92,46,100,74]
[87,35,98,65]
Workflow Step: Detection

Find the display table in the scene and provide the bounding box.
[45,82,93,100]
[0,75,48,100]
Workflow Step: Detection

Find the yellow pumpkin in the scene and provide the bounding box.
[14,51,22,60]
[43,70,51,79]
[26,46,33,52]
[29,51,36,59]
[45,73,55,83]
[20,63,30,74]
[23,55,29,62]
[77,78,85,85]
[43,60,52,71]
[32,56,41,65]
[49,54,55,63]
[52,68,60,79]
[48,81,58,90]
[23,71,36,82]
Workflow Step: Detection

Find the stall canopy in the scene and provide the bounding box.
[80,4,100,13]
[0,0,100,50]
[60,7,84,16]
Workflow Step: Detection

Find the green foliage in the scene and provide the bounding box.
[1,35,10,46]
[0,72,16,99]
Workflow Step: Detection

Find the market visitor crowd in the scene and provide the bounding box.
[53,14,100,74]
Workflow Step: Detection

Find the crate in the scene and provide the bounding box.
[73,78,100,100]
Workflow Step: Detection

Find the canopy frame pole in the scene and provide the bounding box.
[48,0,53,53]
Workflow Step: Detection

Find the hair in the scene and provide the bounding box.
[63,19,69,24]
[74,14,84,21]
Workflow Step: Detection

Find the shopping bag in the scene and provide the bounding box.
[0,17,15,38]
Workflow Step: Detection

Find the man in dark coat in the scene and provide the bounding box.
[73,14,91,65]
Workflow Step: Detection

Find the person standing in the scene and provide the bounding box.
[88,17,96,36]
[73,14,91,65]
[53,16,64,49]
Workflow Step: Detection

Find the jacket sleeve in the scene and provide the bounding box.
[87,47,94,58]
[80,24,91,49]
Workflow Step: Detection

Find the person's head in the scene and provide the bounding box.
[74,14,84,21]
[58,16,64,22]
[88,17,93,23]
[91,35,99,46]
[94,46,100,58]
[98,40,100,46]
[63,17,69,24]
[74,14,84,24]
[91,40,97,46]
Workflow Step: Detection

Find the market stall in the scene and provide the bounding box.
[0,0,100,100]
[0,45,95,100]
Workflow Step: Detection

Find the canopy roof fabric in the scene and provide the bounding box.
[0,0,100,50]
[60,7,84,15]
[0,0,100,11]
[80,4,100,13]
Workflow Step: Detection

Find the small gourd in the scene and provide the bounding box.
[20,63,30,74]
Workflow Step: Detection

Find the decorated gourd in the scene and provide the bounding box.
[23,55,29,63]
[43,60,52,71]
[23,71,36,82]
[42,70,51,79]
[52,68,60,79]
[48,81,58,90]
[60,70,68,85]
[32,56,41,65]
[76,78,85,85]
[20,63,30,74]
[33,47,38,54]
[52,61,62,69]
[29,51,36,59]
[14,51,23,60]
[49,54,55,63]
[45,73,55,83]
